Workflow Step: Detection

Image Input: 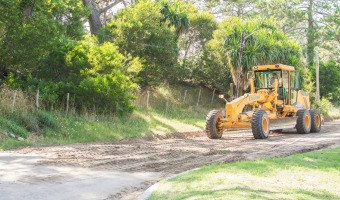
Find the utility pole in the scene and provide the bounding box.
[315,49,320,102]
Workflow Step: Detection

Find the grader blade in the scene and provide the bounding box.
[269,117,297,131]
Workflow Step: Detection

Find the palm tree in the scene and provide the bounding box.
[217,18,300,96]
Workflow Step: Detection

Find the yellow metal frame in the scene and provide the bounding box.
[219,64,310,130]
[253,64,295,71]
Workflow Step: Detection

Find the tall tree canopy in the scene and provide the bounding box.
[258,0,339,66]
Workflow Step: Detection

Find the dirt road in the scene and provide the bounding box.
[1,120,340,200]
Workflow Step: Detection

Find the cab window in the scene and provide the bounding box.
[255,70,282,89]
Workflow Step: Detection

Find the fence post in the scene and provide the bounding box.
[11,90,17,113]
[146,90,150,108]
[196,88,201,107]
[66,93,70,114]
[211,88,216,104]
[72,94,76,114]
[165,101,169,113]
[183,90,187,103]
[36,88,39,110]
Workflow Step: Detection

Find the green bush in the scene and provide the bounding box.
[10,36,141,114]
[65,37,139,113]
[315,98,332,117]
[13,112,40,133]
[36,111,58,129]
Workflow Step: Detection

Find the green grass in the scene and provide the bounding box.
[0,107,208,150]
[0,85,221,150]
[149,146,340,200]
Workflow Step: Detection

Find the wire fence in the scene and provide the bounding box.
[0,85,225,117]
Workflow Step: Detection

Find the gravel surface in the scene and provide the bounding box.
[1,120,340,200]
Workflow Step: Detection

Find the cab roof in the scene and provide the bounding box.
[252,64,295,71]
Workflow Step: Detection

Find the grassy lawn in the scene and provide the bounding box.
[149,146,340,200]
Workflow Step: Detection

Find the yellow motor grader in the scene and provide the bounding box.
[206,64,322,139]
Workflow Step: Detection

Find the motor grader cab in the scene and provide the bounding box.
[206,64,321,139]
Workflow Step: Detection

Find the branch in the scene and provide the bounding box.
[314,10,332,16]
[314,20,335,31]
[99,0,124,14]
[284,27,307,34]
[291,6,309,10]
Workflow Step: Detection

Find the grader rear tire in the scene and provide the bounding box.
[251,110,270,139]
[310,109,321,133]
[296,109,311,134]
[206,110,224,139]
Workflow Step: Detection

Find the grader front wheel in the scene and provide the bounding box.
[251,110,270,139]
[206,110,224,139]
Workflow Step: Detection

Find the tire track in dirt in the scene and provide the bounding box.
[7,120,340,200]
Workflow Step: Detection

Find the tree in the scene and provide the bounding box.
[102,0,190,85]
[206,17,301,95]
[0,0,87,78]
[310,60,340,103]
[177,11,218,83]
[180,11,217,60]
[203,0,259,19]
[258,0,339,67]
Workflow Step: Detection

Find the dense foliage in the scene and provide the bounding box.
[101,0,181,85]
[0,0,338,113]
[310,60,340,103]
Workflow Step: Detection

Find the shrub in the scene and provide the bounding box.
[0,117,28,138]
[315,98,332,117]
[36,111,58,129]
[9,36,141,114]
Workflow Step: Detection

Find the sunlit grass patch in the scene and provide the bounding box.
[149,146,340,200]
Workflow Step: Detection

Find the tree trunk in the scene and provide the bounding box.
[236,32,245,97]
[23,5,34,24]
[82,0,125,35]
[82,0,102,35]
[307,0,315,67]
[22,0,35,24]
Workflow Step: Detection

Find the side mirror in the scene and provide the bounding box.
[218,94,228,102]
